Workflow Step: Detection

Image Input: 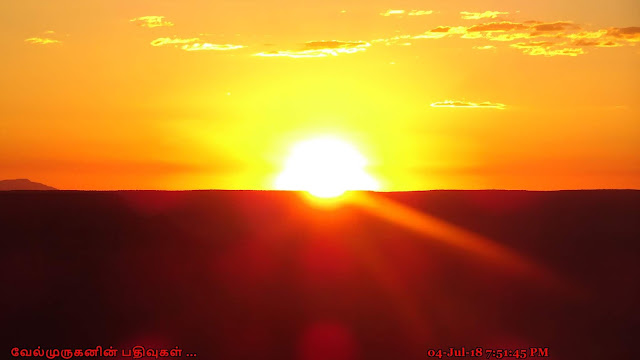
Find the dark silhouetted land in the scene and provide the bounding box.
[1,190,638,359]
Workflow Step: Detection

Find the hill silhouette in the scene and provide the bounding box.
[1,190,638,359]
[0,178,57,191]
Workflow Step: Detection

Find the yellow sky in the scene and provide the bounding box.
[1,0,639,190]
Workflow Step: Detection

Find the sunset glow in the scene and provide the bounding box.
[0,1,638,190]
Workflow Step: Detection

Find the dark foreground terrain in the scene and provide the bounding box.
[1,190,639,359]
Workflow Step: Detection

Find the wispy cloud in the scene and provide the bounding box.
[412,26,467,39]
[565,30,608,40]
[413,21,580,41]
[510,41,557,49]
[182,43,245,51]
[572,39,623,47]
[151,37,200,47]
[254,40,370,58]
[565,30,624,47]
[532,21,579,32]
[408,10,433,16]
[482,32,534,42]
[25,37,61,45]
[606,26,640,42]
[467,21,530,32]
[473,45,496,50]
[431,100,506,109]
[25,31,62,45]
[404,19,639,57]
[130,16,174,28]
[380,9,405,17]
[304,40,370,50]
[510,42,585,56]
[460,11,509,20]
[151,37,244,51]
[381,9,432,17]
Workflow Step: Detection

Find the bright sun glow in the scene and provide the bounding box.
[275,137,380,198]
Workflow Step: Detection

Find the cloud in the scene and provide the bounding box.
[381,9,405,17]
[431,100,506,109]
[430,26,453,33]
[529,21,581,37]
[565,30,607,40]
[572,39,623,47]
[130,16,173,28]
[304,40,370,50]
[254,41,370,58]
[527,47,585,57]
[403,18,639,57]
[606,27,640,42]
[535,48,584,56]
[412,26,467,39]
[419,21,582,39]
[467,22,530,32]
[510,42,585,56]
[473,45,496,50]
[296,14,635,59]
[408,10,433,16]
[150,37,200,47]
[460,11,508,20]
[484,32,533,41]
[510,41,557,49]
[182,43,245,51]
[531,21,579,32]
[25,31,62,45]
[151,37,245,51]
[380,9,432,17]
[25,37,61,45]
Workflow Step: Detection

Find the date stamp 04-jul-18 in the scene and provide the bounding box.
[427,346,550,359]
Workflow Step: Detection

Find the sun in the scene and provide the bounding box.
[275,136,380,198]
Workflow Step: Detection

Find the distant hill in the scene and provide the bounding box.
[0,178,57,190]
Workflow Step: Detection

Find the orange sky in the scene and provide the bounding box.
[1,0,639,190]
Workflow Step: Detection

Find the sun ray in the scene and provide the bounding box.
[345,192,562,287]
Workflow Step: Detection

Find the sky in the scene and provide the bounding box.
[1,0,639,190]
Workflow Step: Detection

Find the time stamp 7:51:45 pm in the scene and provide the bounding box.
[427,347,550,359]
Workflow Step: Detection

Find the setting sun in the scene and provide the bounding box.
[275,137,379,198]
